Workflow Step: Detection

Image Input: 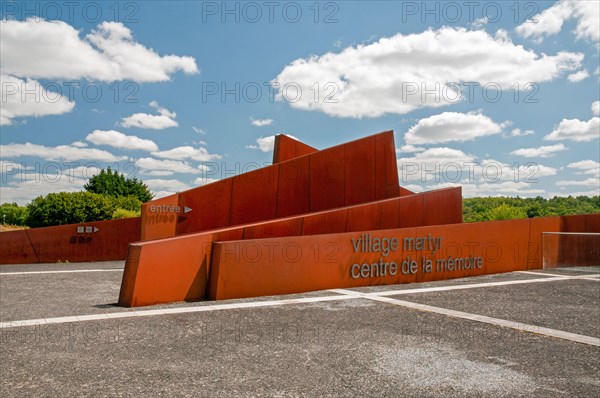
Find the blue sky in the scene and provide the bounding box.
[1,0,599,204]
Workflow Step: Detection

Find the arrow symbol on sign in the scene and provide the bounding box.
[93,227,99,233]
[184,206,193,214]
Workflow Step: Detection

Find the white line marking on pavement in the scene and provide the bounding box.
[0,269,124,275]
[1,271,597,334]
[0,294,359,329]
[365,275,599,297]
[330,288,600,347]
[517,271,600,281]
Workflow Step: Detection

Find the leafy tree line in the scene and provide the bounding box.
[0,168,153,228]
[463,196,600,222]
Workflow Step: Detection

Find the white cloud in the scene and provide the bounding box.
[398,148,557,197]
[592,101,600,116]
[139,170,175,177]
[193,177,219,186]
[515,1,599,45]
[246,134,298,152]
[0,142,126,162]
[544,117,600,142]
[567,160,600,176]
[0,177,88,205]
[71,141,88,148]
[0,164,102,205]
[250,117,274,127]
[135,157,207,175]
[511,143,568,158]
[85,130,158,152]
[567,70,589,83]
[404,112,505,145]
[120,101,178,130]
[151,145,221,162]
[0,19,198,82]
[144,179,191,192]
[471,17,488,29]
[0,74,75,125]
[273,27,583,118]
[396,144,425,153]
[192,126,207,135]
[507,128,535,137]
[556,178,600,187]
[549,189,600,197]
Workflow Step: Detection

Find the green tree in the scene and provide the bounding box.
[462,196,600,222]
[84,168,153,203]
[114,195,143,212]
[0,202,29,226]
[485,204,527,221]
[26,192,117,228]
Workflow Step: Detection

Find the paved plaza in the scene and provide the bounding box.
[1,262,599,397]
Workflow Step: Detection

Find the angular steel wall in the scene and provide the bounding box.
[118,187,463,306]
[140,131,401,240]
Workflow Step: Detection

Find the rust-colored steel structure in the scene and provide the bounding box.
[1,131,598,308]
[0,217,140,264]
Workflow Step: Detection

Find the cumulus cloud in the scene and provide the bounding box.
[85,130,158,152]
[0,142,126,162]
[567,70,589,83]
[272,27,583,118]
[1,177,89,205]
[544,117,600,142]
[0,74,75,125]
[555,178,599,187]
[567,160,600,176]
[135,157,208,175]
[71,141,88,148]
[397,147,557,197]
[404,112,506,145]
[144,179,191,192]
[193,177,219,186]
[506,128,535,138]
[151,145,221,162]
[0,19,198,82]
[246,134,298,152]
[511,144,568,158]
[515,1,599,45]
[250,117,274,127]
[396,144,425,153]
[120,101,178,130]
[592,101,600,116]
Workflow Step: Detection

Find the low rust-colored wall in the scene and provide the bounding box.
[0,217,141,264]
[208,214,600,300]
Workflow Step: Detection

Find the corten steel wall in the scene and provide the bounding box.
[208,214,600,300]
[140,131,401,241]
[272,134,318,164]
[118,187,463,307]
[139,193,179,241]
[543,233,600,268]
[399,186,415,196]
[541,214,600,267]
[0,217,141,264]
